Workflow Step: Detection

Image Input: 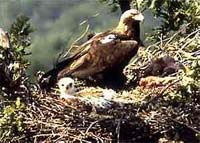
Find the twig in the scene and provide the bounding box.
[116,117,123,143]
[33,132,91,143]
[137,79,181,113]
[181,28,200,42]
[85,119,101,135]
[63,24,90,58]
[159,34,163,50]
[56,35,72,64]
[168,117,200,134]
[163,23,191,49]
[179,30,199,51]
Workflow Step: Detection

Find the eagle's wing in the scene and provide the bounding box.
[39,32,105,89]
[57,34,139,79]
[67,32,105,60]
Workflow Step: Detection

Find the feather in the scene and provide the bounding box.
[39,9,144,89]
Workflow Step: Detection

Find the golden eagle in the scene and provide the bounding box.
[40,9,144,89]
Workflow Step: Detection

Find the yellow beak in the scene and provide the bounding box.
[133,13,144,22]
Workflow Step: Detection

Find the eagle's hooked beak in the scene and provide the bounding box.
[132,13,144,22]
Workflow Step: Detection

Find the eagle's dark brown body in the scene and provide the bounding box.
[40,9,144,89]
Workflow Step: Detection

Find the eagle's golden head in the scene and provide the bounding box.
[115,9,144,36]
[120,9,144,24]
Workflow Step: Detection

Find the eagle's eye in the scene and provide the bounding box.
[61,83,64,87]
[131,13,137,17]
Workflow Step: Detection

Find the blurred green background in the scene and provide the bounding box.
[0,0,158,77]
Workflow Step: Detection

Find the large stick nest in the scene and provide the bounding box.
[1,28,200,143]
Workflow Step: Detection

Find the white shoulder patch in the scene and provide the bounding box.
[100,34,116,44]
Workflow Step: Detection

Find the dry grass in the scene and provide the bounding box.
[1,27,200,143]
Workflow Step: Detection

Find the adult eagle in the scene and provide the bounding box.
[40,9,144,89]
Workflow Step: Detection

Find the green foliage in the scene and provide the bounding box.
[189,60,200,80]
[99,0,200,41]
[163,39,200,103]
[180,59,200,94]
[139,0,200,39]
[150,0,199,34]
[0,15,34,141]
[0,97,25,141]
[10,15,34,50]
[0,15,33,96]
[98,0,119,12]
[165,69,199,103]
[9,15,34,65]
